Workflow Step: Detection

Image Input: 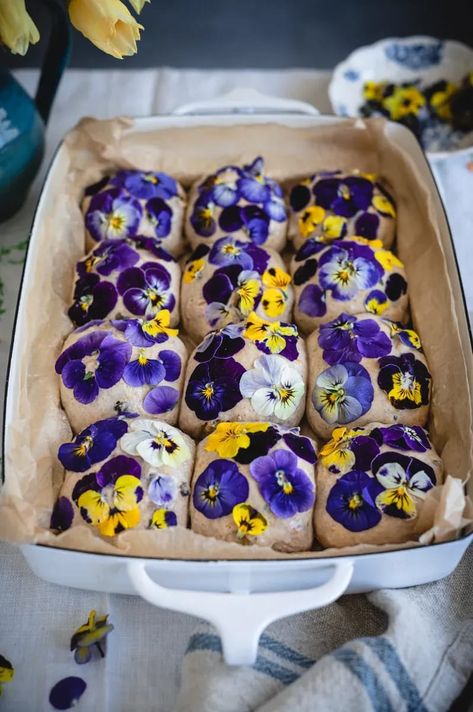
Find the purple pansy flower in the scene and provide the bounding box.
[208,236,270,273]
[237,173,270,203]
[263,195,287,222]
[232,426,281,465]
[250,449,315,519]
[111,170,178,200]
[364,289,388,314]
[377,353,431,410]
[143,386,179,415]
[318,313,392,365]
[148,474,177,506]
[111,317,170,347]
[55,331,131,404]
[68,274,118,326]
[202,264,242,305]
[326,470,383,531]
[85,188,142,243]
[385,273,408,301]
[185,357,245,421]
[373,424,431,452]
[349,434,380,472]
[294,238,327,262]
[50,497,74,532]
[282,432,317,464]
[243,156,284,197]
[318,241,383,300]
[117,262,174,316]
[127,236,175,261]
[58,417,128,472]
[299,284,327,317]
[145,198,173,238]
[354,212,380,239]
[313,176,374,218]
[193,459,249,519]
[219,205,270,245]
[190,196,217,237]
[77,239,139,279]
[123,348,180,386]
[372,452,436,519]
[211,180,239,208]
[195,324,245,363]
[312,362,374,424]
[289,183,312,212]
[293,258,318,286]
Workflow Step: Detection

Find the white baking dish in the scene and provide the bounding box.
[4,90,473,665]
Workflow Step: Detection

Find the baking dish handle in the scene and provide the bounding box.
[127,559,353,666]
[172,88,320,116]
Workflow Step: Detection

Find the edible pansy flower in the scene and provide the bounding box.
[319,426,379,474]
[313,176,374,219]
[364,289,389,315]
[123,348,181,387]
[232,503,268,540]
[386,321,422,350]
[263,195,287,222]
[72,456,143,537]
[261,287,287,317]
[204,302,238,330]
[77,239,139,278]
[183,256,206,283]
[148,474,177,506]
[293,258,318,286]
[149,509,178,528]
[117,262,174,316]
[50,496,74,532]
[193,459,249,519]
[326,470,383,531]
[219,205,270,245]
[185,357,245,421]
[194,324,245,363]
[298,205,326,238]
[322,214,348,240]
[262,266,292,290]
[55,331,132,404]
[374,248,403,271]
[377,353,431,410]
[282,431,317,464]
[244,312,299,360]
[312,362,374,424]
[121,419,191,467]
[58,418,128,472]
[289,181,312,212]
[0,655,14,696]
[385,272,408,301]
[208,236,269,273]
[294,237,327,262]
[237,270,261,315]
[298,283,327,317]
[210,175,239,207]
[128,236,175,261]
[371,424,431,453]
[242,156,284,198]
[86,188,142,243]
[354,212,380,239]
[372,191,396,218]
[111,310,177,347]
[318,241,383,300]
[318,313,392,365]
[237,167,271,204]
[383,85,426,121]
[205,422,270,459]
[111,170,178,200]
[190,197,217,237]
[145,197,173,238]
[372,452,435,519]
[239,354,305,421]
[49,677,87,710]
[68,274,118,326]
[250,449,315,519]
[70,609,114,664]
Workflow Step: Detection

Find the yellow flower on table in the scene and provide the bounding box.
[70,609,114,664]
[232,504,268,540]
[383,85,425,121]
[206,422,270,459]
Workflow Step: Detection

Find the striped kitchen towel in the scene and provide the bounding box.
[174,545,473,712]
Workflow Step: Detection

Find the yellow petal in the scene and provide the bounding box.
[262,267,292,289]
[261,288,285,317]
[374,249,404,271]
[128,0,150,13]
[113,475,142,512]
[69,0,143,59]
[78,490,110,526]
[0,0,39,56]
[98,507,141,536]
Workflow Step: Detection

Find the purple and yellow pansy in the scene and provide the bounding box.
[70,609,114,664]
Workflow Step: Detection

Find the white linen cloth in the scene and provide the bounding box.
[0,68,471,712]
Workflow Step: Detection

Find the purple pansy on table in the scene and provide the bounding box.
[185,357,245,421]
[85,188,142,243]
[110,170,178,200]
[117,262,175,316]
[68,274,118,326]
[312,362,374,424]
[193,459,249,519]
[49,677,87,710]
[208,236,270,273]
[55,331,131,404]
[58,417,128,472]
[77,239,139,278]
[318,313,392,364]
[314,176,374,217]
[371,424,431,452]
[326,470,383,531]
[377,352,431,409]
[123,348,181,387]
[250,449,315,519]
[194,324,245,363]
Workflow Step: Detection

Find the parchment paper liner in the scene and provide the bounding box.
[1,115,472,561]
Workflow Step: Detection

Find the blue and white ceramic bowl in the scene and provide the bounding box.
[329,36,473,157]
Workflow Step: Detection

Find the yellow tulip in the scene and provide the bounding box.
[0,0,40,56]
[128,0,150,13]
[69,0,144,60]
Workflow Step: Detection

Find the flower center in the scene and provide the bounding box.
[101,484,116,508]
[74,435,93,457]
[328,387,344,404]
[206,484,219,501]
[144,173,158,184]
[275,469,293,494]
[108,213,125,231]
[335,261,355,285]
[400,372,414,389]
[138,351,148,366]
[201,206,214,221]
[146,288,165,306]
[153,431,173,450]
[83,350,100,377]
[274,384,295,405]
[339,184,351,201]
[79,294,94,312]
[223,244,240,255]
[348,493,362,510]
[202,383,214,400]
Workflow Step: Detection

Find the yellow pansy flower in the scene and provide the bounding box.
[69,0,143,60]
[365,293,389,315]
[262,266,292,290]
[298,205,326,238]
[322,215,347,240]
[142,309,178,337]
[363,81,386,103]
[206,422,270,458]
[0,655,14,696]
[372,194,396,218]
[149,509,177,529]
[70,609,114,664]
[383,85,425,120]
[0,0,39,56]
[244,312,297,353]
[237,277,260,315]
[319,427,364,473]
[374,249,404,271]
[183,257,205,284]
[388,322,422,350]
[232,504,268,540]
[429,82,457,121]
[261,288,286,317]
[388,373,422,406]
[78,474,142,537]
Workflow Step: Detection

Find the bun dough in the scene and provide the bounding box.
[184,157,288,252]
[314,422,443,547]
[291,237,409,334]
[68,237,181,327]
[82,170,186,257]
[288,170,396,251]
[181,238,294,343]
[306,313,432,439]
[179,317,307,439]
[51,417,195,538]
[56,320,187,433]
[190,423,317,552]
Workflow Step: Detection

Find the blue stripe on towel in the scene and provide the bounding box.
[259,634,315,669]
[186,632,222,655]
[333,647,394,712]
[362,637,428,712]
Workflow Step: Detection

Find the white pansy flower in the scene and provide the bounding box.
[121,418,190,467]
[239,354,305,420]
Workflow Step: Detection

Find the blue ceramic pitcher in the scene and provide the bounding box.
[0,0,71,222]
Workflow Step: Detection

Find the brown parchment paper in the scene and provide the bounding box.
[1,115,472,561]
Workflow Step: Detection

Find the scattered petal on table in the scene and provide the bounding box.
[70,609,115,664]
[49,677,87,710]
